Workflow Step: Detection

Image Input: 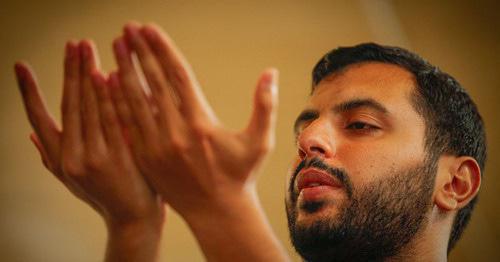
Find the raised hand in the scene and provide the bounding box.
[110,22,288,261]
[15,40,165,262]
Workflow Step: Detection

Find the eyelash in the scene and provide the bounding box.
[294,121,380,142]
[345,121,380,131]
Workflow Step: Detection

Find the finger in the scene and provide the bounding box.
[91,70,127,152]
[79,40,106,155]
[113,37,159,143]
[108,71,144,153]
[30,132,54,173]
[15,62,61,161]
[61,41,84,165]
[245,68,279,151]
[30,132,81,192]
[140,24,216,123]
[124,22,180,132]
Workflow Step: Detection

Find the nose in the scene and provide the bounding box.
[297,118,335,160]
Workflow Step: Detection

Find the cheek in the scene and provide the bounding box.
[337,138,426,186]
[338,144,388,186]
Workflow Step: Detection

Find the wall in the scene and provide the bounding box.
[0,0,498,261]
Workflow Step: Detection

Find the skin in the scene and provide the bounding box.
[15,23,289,262]
[288,62,481,261]
[289,62,428,224]
[15,40,165,262]
[106,22,289,261]
[15,22,481,262]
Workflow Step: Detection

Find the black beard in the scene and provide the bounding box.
[286,157,436,262]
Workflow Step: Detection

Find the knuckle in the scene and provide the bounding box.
[113,91,126,105]
[130,93,145,109]
[256,145,269,155]
[117,105,132,124]
[258,97,274,113]
[134,155,150,171]
[148,144,165,161]
[145,153,163,169]
[189,121,209,140]
[169,136,188,153]
[101,110,117,125]
[140,146,168,171]
[151,75,166,95]
[171,67,190,86]
[62,160,84,177]
[84,153,106,171]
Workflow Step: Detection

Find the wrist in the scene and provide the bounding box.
[105,214,164,262]
[181,183,257,224]
[182,187,289,262]
[107,217,163,238]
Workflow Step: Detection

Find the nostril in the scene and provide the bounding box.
[310,146,325,155]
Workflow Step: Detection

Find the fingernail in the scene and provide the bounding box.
[141,26,155,41]
[80,42,91,59]
[113,39,124,57]
[270,68,279,86]
[125,24,140,41]
[265,68,279,95]
[270,80,278,97]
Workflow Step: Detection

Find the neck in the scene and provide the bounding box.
[386,206,451,262]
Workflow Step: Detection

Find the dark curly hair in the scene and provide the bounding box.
[311,42,487,252]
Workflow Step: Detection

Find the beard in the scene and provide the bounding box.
[286,156,437,262]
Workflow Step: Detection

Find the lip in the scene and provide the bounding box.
[296,168,342,192]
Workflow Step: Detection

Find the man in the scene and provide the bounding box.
[15,22,485,261]
[286,44,485,261]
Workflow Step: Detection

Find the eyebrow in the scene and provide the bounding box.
[293,98,389,134]
[333,98,388,115]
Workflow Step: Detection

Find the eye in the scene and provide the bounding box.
[346,121,379,130]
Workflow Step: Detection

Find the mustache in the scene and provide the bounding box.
[291,157,353,199]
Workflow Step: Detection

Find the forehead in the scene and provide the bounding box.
[309,62,417,111]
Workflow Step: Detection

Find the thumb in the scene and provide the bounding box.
[245,68,279,152]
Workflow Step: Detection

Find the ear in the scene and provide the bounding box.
[435,156,481,211]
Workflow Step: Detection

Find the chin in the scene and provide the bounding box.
[295,200,341,225]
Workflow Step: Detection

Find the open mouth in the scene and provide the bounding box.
[297,168,342,191]
[294,168,344,203]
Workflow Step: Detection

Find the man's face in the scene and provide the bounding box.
[286,62,436,261]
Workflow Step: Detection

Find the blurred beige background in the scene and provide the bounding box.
[1,0,498,261]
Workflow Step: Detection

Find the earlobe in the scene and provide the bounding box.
[435,156,481,211]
